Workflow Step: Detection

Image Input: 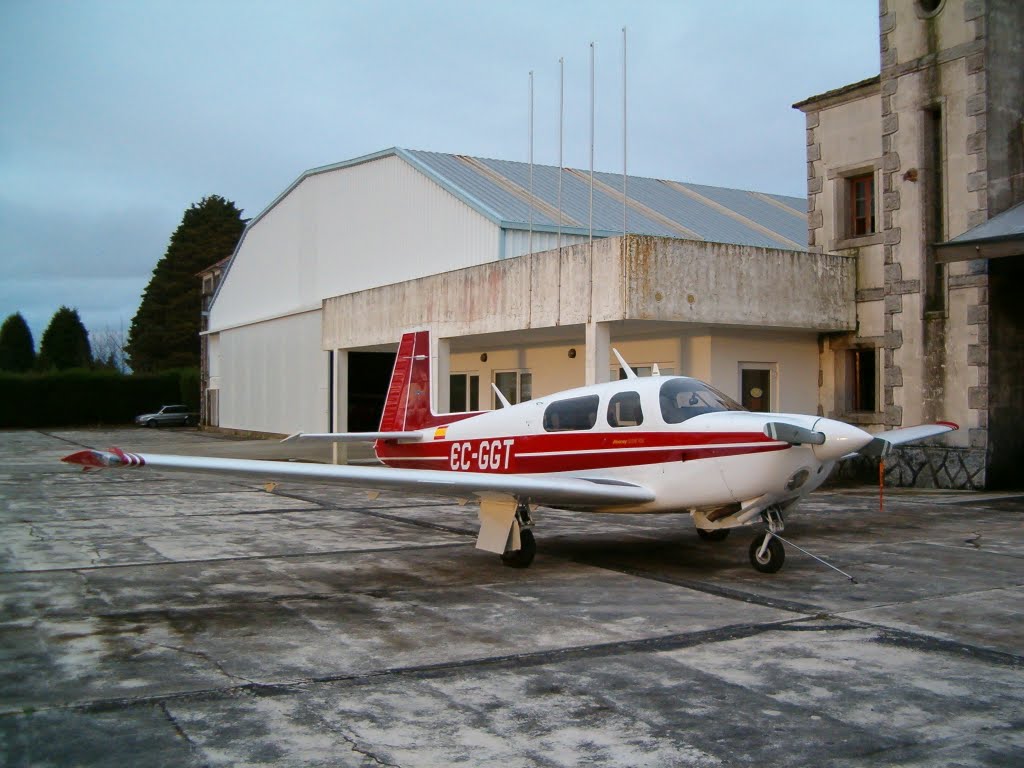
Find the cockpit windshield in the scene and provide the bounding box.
[659,378,746,424]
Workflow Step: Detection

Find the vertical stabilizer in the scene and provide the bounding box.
[379,331,483,432]
[379,332,427,431]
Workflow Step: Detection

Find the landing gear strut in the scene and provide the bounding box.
[500,503,536,568]
[749,506,786,574]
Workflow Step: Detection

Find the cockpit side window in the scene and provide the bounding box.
[607,391,643,427]
[543,395,600,432]
[659,379,745,424]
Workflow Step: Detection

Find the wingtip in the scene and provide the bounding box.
[60,447,140,469]
[62,449,109,469]
[937,421,960,431]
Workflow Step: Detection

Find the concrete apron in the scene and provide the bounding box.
[1,428,1022,766]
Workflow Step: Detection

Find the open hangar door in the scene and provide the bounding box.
[346,352,396,432]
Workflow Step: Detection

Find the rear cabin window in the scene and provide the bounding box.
[543,395,600,432]
[607,391,643,427]
[659,379,745,424]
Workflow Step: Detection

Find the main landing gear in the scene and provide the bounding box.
[749,506,786,574]
[500,503,536,568]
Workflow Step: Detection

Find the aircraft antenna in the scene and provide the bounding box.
[491,382,512,409]
[612,348,636,379]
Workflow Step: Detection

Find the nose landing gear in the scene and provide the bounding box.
[749,506,786,574]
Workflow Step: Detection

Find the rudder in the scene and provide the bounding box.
[378,331,433,432]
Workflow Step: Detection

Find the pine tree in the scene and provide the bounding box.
[126,195,245,372]
[37,307,92,370]
[0,312,36,372]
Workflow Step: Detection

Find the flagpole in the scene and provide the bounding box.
[622,26,628,239]
[589,41,594,247]
[528,70,534,256]
[558,57,564,252]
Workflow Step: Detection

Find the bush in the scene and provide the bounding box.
[0,368,200,428]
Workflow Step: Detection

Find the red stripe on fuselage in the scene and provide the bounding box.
[374,431,787,473]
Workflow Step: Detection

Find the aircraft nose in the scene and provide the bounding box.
[811,418,874,463]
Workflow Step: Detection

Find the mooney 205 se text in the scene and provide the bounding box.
[64,331,956,573]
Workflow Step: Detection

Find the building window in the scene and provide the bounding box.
[924,105,946,312]
[449,373,479,413]
[614,365,674,379]
[848,173,875,237]
[845,348,877,413]
[493,370,531,408]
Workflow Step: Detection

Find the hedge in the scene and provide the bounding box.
[0,368,200,428]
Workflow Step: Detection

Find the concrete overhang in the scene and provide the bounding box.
[322,235,855,350]
[935,236,1024,263]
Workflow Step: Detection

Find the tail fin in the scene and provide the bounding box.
[379,332,427,431]
[380,331,474,432]
[379,331,485,431]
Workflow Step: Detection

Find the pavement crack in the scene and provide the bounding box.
[337,729,402,768]
[145,641,254,686]
[158,701,209,767]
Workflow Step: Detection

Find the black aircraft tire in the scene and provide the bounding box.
[697,528,730,542]
[749,533,785,574]
[500,529,536,568]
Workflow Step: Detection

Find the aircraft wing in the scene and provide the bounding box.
[61,448,655,508]
[282,431,424,443]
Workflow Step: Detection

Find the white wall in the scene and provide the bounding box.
[206,152,506,433]
[709,332,820,414]
[209,153,501,332]
[215,311,327,435]
[503,230,590,259]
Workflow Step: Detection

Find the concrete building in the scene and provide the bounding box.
[204,1,1022,489]
[204,148,853,438]
[794,0,1023,487]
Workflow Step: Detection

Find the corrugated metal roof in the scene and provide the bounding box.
[402,148,807,251]
[944,200,1024,245]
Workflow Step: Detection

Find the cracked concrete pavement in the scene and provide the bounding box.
[1,427,1022,766]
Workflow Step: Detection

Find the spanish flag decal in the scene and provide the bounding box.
[434,426,448,440]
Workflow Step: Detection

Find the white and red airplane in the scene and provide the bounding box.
[63,330,957,574]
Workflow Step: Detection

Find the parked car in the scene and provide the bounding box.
[134,405,196,428]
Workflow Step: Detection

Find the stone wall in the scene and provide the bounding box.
[828,443,986,490]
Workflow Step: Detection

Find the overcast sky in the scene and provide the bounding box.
[1,0,880,346]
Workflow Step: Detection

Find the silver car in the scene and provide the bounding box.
[135,405,196,428]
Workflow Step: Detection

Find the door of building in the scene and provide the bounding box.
[740,365,774,412]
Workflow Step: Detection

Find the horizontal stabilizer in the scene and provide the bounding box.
[282,432,424,443]
[763,422,826,446]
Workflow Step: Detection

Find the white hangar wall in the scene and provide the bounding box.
[207,152,508,434]
[210,311,326,435]
[210,153,502,331]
